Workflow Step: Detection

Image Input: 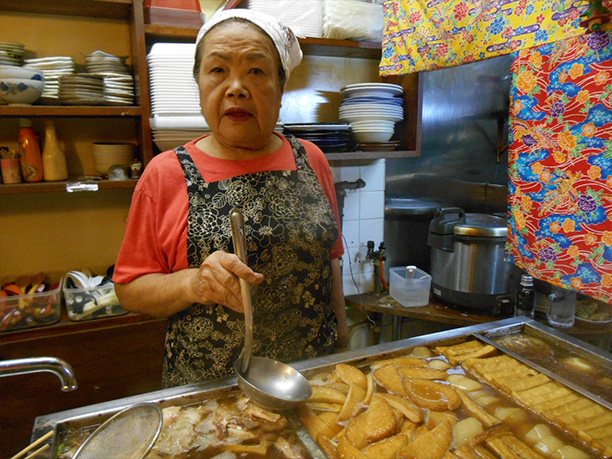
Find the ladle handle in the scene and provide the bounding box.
[229,208,253,373]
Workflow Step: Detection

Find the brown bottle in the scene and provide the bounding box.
[18,118,44,182]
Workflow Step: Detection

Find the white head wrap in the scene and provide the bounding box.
[196,9,303,83]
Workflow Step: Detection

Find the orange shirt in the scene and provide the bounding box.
[114,134,343,284]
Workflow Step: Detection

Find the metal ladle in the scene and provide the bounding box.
[229,208,312,412]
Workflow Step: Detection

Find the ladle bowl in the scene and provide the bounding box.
[234,356,312,411]
[230,208,312,412]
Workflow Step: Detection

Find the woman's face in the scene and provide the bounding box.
[197,21,283,150]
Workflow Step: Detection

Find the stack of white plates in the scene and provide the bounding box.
[84,51,134,105]
[85,50,129,74]
[0,42,25,66]
[339,83,404,144]
[92,142,135,176]
[147,43,201,117]
[59,73,105,105]
[245,0,323,38]
[24,56,76,103]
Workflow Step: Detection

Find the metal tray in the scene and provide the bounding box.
[30,317,612,458]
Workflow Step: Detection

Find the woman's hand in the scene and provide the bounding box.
[190,250,264,313]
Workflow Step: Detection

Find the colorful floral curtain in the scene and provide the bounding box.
[505,31,612,303]
[380,0,591,76]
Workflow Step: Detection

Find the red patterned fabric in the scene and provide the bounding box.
[506,31,612,303]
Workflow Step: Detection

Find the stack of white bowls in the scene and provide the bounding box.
[92,142,135,176]
[245,0,323,37]
[339,83,404,144]
[147,43,209,151]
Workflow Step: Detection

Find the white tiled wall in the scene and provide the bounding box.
[332,159,386,295]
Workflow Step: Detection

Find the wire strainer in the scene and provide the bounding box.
[73,403,163,459]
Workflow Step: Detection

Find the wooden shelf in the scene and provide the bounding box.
[144,23,382,59]
[0,179,138,194]
[326,150,419,161]
[0,0,132,20]
[0,106,143,117]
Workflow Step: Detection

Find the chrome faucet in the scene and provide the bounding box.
[0,357,78,391]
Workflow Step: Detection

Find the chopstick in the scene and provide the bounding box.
[23,444,49,459]
[10,430,53,459]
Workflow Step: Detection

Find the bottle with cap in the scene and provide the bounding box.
[42,120,68,181]
[18,118,44,182]
[515,274,535,318]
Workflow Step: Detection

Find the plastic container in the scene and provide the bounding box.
[0,276,61,332]
[63,278,127,321]
[389,266,432,307]
[18,118,44,182]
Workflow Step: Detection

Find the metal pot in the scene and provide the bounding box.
[427,207,513,315]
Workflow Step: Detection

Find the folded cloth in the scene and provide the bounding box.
[505,31,612,304]
[379,0,606,76]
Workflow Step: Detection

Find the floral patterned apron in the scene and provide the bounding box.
[163,135,338,388]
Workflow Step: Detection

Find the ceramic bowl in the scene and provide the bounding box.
[0,64,44,81]
[353,129,394,143]
[0,78,44,104]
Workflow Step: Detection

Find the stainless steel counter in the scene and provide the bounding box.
[30,317,612,458]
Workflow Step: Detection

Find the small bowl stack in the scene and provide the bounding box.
[92,142,135,176]
[339,82,404,146]
[0,64,45,105]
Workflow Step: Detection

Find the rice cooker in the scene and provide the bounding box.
[427,207,514,316]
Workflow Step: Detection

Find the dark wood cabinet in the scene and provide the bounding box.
[0,315,166,459]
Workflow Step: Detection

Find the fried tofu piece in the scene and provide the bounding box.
[337,436,367,459]
[435,340,482,357]
[454,444,481,459]
[456,389,501,428]
[337,383,367,423]
[310,385,347,404]
[317,434,338,459]
[335,363,367,389]
[308,402,344,412]
[496,372,550,393]
[472,444,499,459]
[397,421,453,459]
[377,392,424,423]
[319,411,343,436]
[362,434,409,459]
[298,406,338,440]
[343,411,369,449]
[363,373,375,406]
[448,345,497,364]
[512,382,562,405]
[398,366,448,380]
[371,357,428,369]
[373,364,407,396]
[362,395,397,443]
[425,410,459,429]
[405,379,461,411]
[485,434,547,459]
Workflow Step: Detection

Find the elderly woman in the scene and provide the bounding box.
[114,9,349,388]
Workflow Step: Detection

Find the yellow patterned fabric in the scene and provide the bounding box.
[380,0,609,76]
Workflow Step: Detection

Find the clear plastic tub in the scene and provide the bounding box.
[389,266,431,307]
[0,275,61,332]
[63,278,127,321]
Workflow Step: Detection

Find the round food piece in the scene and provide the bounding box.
[452,417,484,449]
[405,379,461,411]
[525,424,555,444]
